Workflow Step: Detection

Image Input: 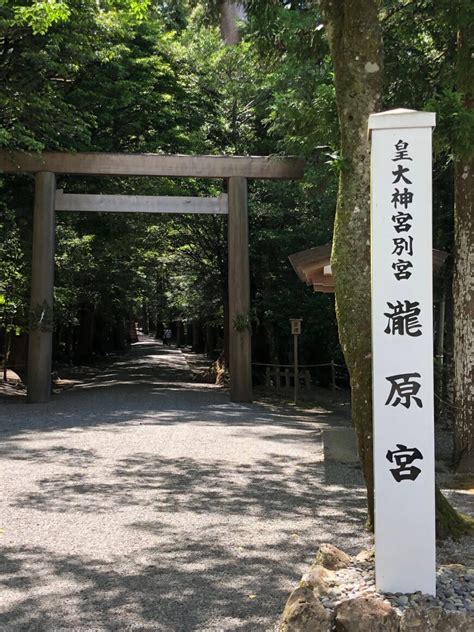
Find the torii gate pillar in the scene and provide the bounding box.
[228,177,252,402]
[27,171,56,403]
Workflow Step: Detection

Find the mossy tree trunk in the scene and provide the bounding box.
[319,0,383,528]
[453,12,474,473]
[319,1,471,536]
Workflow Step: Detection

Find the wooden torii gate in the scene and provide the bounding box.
[0,151,304,404]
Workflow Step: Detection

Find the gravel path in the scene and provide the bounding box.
[0,338,466,631]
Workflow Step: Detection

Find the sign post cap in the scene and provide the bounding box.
[368,109,436,137]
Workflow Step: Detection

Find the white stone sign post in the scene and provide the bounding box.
[369,109,436,595]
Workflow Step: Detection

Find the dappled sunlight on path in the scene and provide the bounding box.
[0,338,370,631]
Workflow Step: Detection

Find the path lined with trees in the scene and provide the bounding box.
[1,2,471,477]
[0,2,472,622]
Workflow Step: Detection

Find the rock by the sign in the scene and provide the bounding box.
[355,548,375,564]
[280,586,333,632]
[279,543,474,631]
[400,605,473,631]
[314,543,352,571]
[399,605,443,631]
[334,596,399,632]
[300,564,333,594]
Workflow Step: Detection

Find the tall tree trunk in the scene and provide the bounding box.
[320,0,472,535]
[141,303,149,335]
[74,303,95,363]
[192,320,204,353]
[128,317,138,344]
[319,0,383,527]
[219,2,247,370]
[206,324,216,358]
[453,15,474,472]
[112,318,127,351]
[176,320,184,348]
[155,312,163,340]
[443,272,455,420]
[7,333,28,383]
[265,322,279,365]
[220,1,245,45]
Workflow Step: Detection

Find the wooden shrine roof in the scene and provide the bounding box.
[289,244,449,294]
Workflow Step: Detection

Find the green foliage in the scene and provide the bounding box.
[233,313,251,332]
[381,0,472,258]
[0,204,28,337]
[0,0,469,376]
[249,175,339,364]
[12,0,71,35]
[0,0,342,368]
[427,89,474,160]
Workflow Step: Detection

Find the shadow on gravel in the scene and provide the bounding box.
[0,340,369,630]
[0,534,317,632]
[5,440,469,521]
[0,388,343,441]
[0,446,370,631]
[10,450,366,523]
[0,456,367,631]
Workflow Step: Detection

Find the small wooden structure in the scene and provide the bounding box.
[289,243,448,293]
[288,244,334,293]
[0,151,304,404]
[254,360,344,394]
[264,365,311,391]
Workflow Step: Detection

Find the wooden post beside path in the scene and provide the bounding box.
[293,332,299,404]
[289,318,302,404]
[331,359,336,394]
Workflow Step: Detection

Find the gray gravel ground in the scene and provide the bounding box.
[0,338,470,631]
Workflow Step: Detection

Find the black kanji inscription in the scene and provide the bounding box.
[392,165,412,185]
[386,444,423,482]
[392,140,413,162]
[392,259,414,280]
[392,236,413,257]
[392,211,413,233]
[384,300,422,336]
[385,373,423,409]
[392,188,414,209]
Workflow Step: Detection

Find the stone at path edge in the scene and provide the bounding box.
[335,596,399,632]
[281,587,333,632]
[314,543,352,571]
[279,543,474,632]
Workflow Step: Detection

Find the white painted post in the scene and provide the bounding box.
[369,109,436,595]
